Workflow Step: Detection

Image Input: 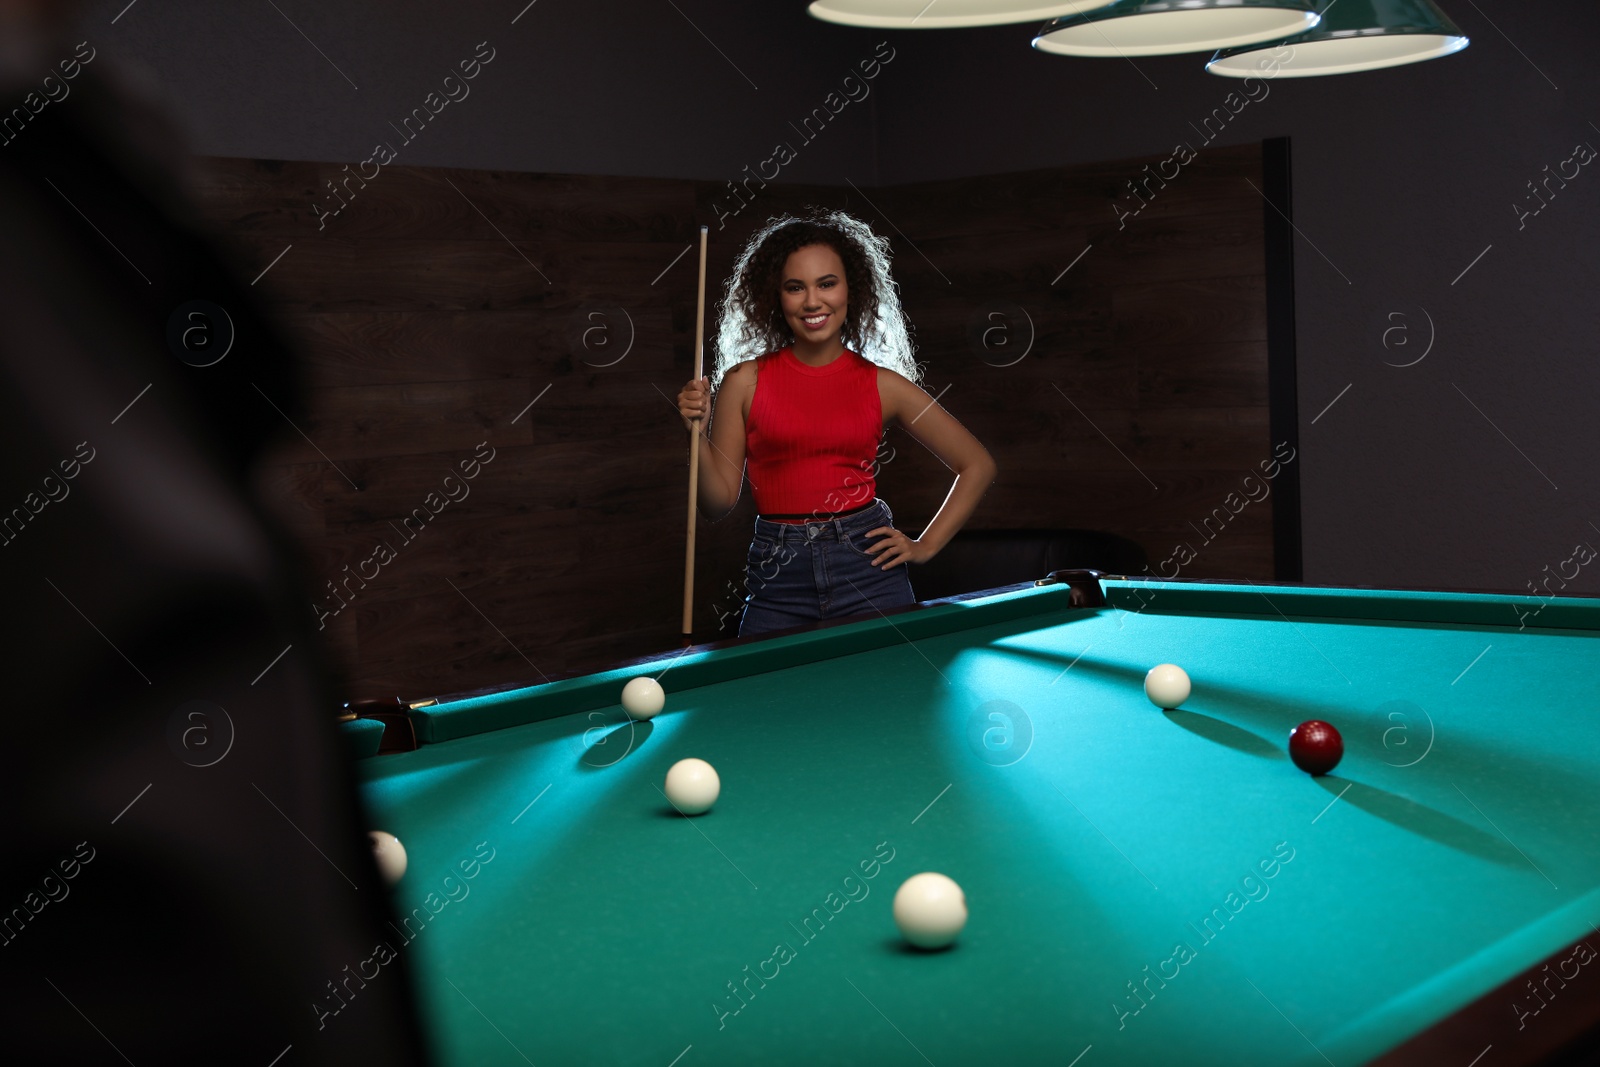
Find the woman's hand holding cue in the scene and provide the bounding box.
[677,376,711,428]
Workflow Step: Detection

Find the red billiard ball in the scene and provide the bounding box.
[1289,720,1343,776]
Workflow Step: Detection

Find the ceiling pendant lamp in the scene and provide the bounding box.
[1207,0,1468,77]
[808,0,1119,30]
[1033,0,1326,57]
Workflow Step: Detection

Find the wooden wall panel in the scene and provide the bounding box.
[1136,342,1270,407]
[196,143,1273,700]
[1113,276,1269,345]
[280,311,547,387]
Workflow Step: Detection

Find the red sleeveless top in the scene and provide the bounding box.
[745,348,882,520]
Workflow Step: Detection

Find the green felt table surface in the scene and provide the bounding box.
[358,581,1600,1066]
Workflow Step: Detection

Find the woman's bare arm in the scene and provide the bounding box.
[866,369,998,569]
[676,360,756,521]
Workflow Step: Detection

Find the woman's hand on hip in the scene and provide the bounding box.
[864,527,931,570]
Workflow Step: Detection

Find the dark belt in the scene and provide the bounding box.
[758,499,877,522]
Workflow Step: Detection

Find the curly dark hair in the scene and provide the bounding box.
[711,207,919,385]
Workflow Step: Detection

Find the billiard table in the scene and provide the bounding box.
[355,575,1600,1066]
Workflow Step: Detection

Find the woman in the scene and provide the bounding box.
[677,207,996,637]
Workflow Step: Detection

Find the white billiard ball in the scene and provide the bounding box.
[369,830,407,885]
[664,758,720,815]
[893,872,967,949]
[1144,663,1191,709]
[621,676,665,720]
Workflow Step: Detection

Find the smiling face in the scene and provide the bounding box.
[780,243,850,353]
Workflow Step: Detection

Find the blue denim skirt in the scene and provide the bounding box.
[736,498,916,638]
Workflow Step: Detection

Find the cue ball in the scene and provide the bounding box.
[1289,720,1344,776]
[369,831,407,885]
[893,872,968,950]
[1144,663,1191,709]
[664,758,720,815]
[621,676,665,720]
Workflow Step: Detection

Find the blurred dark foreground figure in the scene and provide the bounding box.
[0,3,430,1061]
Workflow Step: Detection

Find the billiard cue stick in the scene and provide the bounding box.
[681,225,709,645]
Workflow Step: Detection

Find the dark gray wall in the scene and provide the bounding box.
[85,0,1600,596]
[85,0,884,183]
[867,4,1600,597]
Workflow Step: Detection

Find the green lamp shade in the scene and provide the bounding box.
[809,0,1118,29]
[1033,0,1324,57]
[1207,0,1468,77]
